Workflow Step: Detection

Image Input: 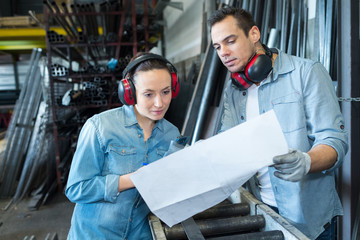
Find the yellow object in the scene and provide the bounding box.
[0,27,104,51]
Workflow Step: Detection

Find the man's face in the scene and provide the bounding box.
[211,16,257,73]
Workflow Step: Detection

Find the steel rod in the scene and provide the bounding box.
[193,203,250,220]
[164,215,266,240]
[207,230,285,240]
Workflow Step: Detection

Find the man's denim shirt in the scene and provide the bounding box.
[65,105,180,239]
[219,50,348,239]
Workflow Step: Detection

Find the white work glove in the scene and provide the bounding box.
[272,148,311,182]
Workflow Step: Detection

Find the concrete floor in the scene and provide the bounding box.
[0,192,74,240]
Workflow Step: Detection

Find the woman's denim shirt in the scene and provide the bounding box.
[65,105,180,239]
[219,50,348,239]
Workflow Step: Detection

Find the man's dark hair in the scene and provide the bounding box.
[207,7,256,37]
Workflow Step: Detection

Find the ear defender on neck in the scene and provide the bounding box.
[231,44,273,90]
[118,53,180,105]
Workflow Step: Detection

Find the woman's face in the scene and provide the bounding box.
[133,68,172,123]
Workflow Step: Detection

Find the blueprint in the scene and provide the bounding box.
[130,110,288,227]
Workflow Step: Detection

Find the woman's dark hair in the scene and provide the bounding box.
[207,7,256,37]
[128,52,171,83]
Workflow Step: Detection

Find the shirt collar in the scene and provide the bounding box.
[123,105,138,127]
[122,105,165,132]
[271,49,295,81]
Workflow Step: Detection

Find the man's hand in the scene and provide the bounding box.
[272,149,311,182]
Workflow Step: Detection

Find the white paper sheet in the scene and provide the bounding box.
[131,110,288,227]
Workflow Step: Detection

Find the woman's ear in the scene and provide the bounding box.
[248,26,261,44]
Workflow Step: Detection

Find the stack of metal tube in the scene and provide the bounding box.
[151,201,284,240]
[0,48,44,198]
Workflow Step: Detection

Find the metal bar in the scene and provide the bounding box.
[70,4,83,31]
[43,0,74,39]
[261,0,271,44]
[0,48,38,184]
[89,3,99,36]
[318,0,326,64]
[280,0,289,51]
[324,0,333,71]
[164,215,266,240]
[287,12,295,54]
[50,1,77,39]
[296,0,302,57]
[61,2,79,38]
[12,54,20,92]
[207,230,284,240]
[193,203,250,220]
[187,44,222,145]
[144,0,149,52]
[242,0,249,10]
[301,3,308,58]
[13,102,47,203]
[115,0,128,59]
[181,218,205,240]
[0,59,42,196]
[275,0,282,30]
[131,0,137,55]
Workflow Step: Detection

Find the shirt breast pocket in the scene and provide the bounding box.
[107,145,136,174]
[271,92,306,133]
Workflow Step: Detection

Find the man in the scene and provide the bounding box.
[208,7,348,240]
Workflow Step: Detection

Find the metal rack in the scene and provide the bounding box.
[43,0,159,191]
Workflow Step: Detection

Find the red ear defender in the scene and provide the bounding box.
[118,78,136,105]
[231,44,274,90]
[245,54,273,82]
[171,72,179,98]
[231,72,254,90]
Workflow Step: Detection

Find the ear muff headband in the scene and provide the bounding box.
[118,53,180,105]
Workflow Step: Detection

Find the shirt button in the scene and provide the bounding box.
[138,134,141,138]
[129,218,132,222]
[241,116,244,120]
[340,125,344,129]
[242,92,246,96]
[121,150,125,154]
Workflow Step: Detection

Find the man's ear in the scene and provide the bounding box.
[248,26,261,43]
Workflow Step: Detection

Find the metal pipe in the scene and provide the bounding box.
[13,102,47,203]
[323,0,333,71]
[193,203,250,220]
[61,2,79,38]
[280,0,289,51]
[0,57,42,196]
[0,48,38,184]
[261,0,271,44]
[43,0,73,39]
[70,4,84,33]
[267,28,280,48]
[164,215,266,240]
[302,3,308,58]
[296,0,302,57]
[318,0,325,63]
[89,3,99,36]
[50,1,77,39]
[190,44,222,145]
[207,230,284,240]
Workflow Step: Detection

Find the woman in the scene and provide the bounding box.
[65,53,181,239]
